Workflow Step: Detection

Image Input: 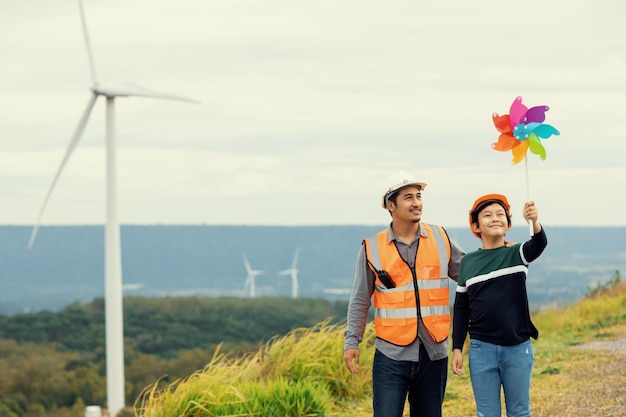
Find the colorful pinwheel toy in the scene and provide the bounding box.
[491,96,559,235]
[492,96,559,164]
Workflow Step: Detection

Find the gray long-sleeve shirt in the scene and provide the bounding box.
[344,223,465,361]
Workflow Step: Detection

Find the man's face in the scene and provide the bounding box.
[388,186,423,223]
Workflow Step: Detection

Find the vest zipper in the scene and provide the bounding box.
[394,240,421,341]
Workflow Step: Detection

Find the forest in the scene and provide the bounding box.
[0,296,350,417]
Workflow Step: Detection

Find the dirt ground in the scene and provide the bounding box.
[573,336,626,355]
[550,336,626,417]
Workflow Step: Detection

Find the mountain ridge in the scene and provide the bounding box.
[1,225,624,315]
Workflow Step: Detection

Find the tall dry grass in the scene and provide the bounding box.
[136,321,375,416]
[136,283,626,417]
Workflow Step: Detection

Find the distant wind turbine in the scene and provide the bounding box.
[242,255,264,298]
[27,1,198,414]
[279,247,300,299]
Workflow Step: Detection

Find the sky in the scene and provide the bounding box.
[2,0,625,229]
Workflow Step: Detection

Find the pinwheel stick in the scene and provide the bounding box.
[525,156,534,236]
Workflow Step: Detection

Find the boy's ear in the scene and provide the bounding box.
[471,222,480,236]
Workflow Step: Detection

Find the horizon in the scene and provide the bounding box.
[3,223,626,229]
[1,223,624,316]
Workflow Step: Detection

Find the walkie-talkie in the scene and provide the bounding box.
[364,246,396,289]
[376,269,396,289]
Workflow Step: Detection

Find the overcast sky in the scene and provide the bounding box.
[2,0,625,228]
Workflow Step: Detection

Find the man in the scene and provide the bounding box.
[343,171,465,417]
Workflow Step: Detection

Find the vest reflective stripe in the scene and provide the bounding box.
[420,305,450,317]
[374,305,450,320]
[379,277,449,291]
[375,307,417,320]
[417,278,449,290]
[365,223,452,345]
[431,225,451,275]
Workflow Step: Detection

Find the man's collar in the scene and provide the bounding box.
[386,222,426,244]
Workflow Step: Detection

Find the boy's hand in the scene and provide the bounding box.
[524,201,542,234]
[524,201,539,224]
[451,349,464,376]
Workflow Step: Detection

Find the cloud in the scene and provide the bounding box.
[1,0,625,227]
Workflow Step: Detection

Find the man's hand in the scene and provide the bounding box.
[451,349,464,376]
[343,348,360,374]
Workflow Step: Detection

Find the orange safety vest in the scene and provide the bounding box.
[364,223,452,345]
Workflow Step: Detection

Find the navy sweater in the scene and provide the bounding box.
[452,228,547,350]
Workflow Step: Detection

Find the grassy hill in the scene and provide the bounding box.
[135,280,626,417]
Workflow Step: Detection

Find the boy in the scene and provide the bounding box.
[451,194,547,417]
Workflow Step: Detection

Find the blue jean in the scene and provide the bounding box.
[468,338,534,417]
[372,345,448,417]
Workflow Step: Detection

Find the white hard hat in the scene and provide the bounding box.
[381,171,427,208]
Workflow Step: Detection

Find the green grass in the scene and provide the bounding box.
[136,283,626,417]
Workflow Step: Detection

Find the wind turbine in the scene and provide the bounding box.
[27,1,198,415]
[279,247,300,299]
[242,255,264,298]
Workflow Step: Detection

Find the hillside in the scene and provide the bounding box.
[1,225,625,315]
[0,297,351,417]
[136,282,626,417]
[0,279,623,417]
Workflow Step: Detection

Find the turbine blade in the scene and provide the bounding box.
[292,247,300,268]
[94,83,200,103]
[243,255,252,273]
[77,0,98,85]
[28,93,98,249]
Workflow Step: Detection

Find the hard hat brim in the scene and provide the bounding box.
[381,181,427,208]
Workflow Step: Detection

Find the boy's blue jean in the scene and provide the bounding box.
[372,345,447,417]
[468,338,534,417]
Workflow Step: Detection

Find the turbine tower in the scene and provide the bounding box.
[27,1,197,414]
[242,255,264,298]
[279,247,300,299]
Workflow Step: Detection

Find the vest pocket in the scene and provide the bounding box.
[426,288,449,302]
[418,264,441,278]
[378,291,407,326]
[379,290,405,307]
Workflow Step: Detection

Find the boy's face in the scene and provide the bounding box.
[472,202,511,238]
[388,186,423,224]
